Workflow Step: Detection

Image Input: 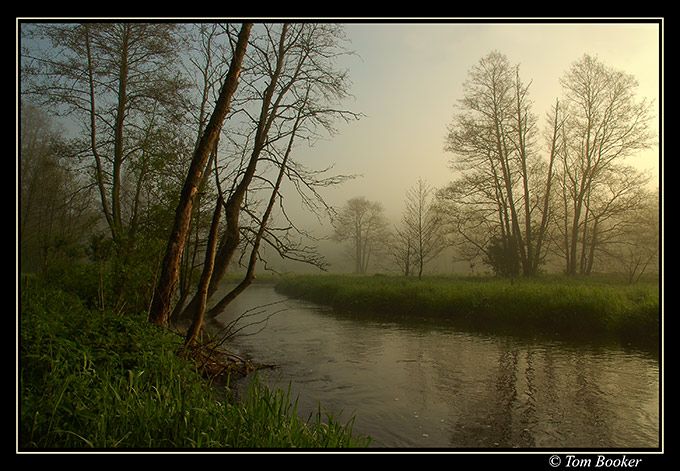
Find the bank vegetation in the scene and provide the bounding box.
[276,274,659,349]
[19,271,371,449]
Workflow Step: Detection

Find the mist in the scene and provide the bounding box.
[248,21,661,278]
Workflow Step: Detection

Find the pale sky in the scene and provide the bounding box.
[291,20,662,230]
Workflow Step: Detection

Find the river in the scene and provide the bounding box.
[208,283,660,449]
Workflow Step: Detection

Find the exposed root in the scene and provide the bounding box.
[180,337,275,385]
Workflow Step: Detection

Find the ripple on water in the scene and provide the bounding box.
[214,284,660,449]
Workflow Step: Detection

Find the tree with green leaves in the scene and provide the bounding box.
[21,22,191,246]
[19,102,98,272]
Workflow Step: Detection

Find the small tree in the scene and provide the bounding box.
[597,187,659,283]
[483,234,521,277]
[392,179,447,279]
[386,226,414,276]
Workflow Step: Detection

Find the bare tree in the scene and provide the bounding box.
[603,188,659,283]
[149,23,252,325]
[386,226,413,276]
[555,54,656,275]
[442,51,560,276]
[204,83,313,320]
[178,23,360,322]
[392,179,446,279]
[333,197,390,274]
[169,24,244,323]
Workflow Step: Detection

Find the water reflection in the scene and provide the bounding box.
[209,284,660,449]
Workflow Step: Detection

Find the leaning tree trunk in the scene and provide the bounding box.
[179,24,291,323]
[184,196,222,347]
[149,23,252,325]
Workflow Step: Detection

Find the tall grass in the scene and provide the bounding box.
[19,279,371,449]
[275,274,660,346]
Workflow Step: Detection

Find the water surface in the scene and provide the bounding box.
[209,284,660,449]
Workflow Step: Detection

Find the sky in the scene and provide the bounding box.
[290,20,662,232]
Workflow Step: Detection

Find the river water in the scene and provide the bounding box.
[208,283,660,450]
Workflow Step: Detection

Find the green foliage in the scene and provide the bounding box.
[19,279,371,449]
[41,261,106,310]
[483,234,521,278]
[226,375,369,448]
[44,233,165,315]
[276,274,660,347]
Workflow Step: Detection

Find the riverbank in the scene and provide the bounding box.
[18,276,371,450]
[275,274,660,350]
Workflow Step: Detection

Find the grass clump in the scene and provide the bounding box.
[19,277,371,449]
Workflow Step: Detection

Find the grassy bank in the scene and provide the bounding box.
[275,274,660,347]
[18,277,371,450]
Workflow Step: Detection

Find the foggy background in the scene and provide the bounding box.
[262,22,661,274]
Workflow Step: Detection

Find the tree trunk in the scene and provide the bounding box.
[532,99,561,275]
[111,25,130,240]
[149,23,252,325]
[185,197,222,346]
[180,24,292,323]
[205,97,301,319]
[84,24,116,241]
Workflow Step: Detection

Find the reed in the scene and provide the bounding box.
[19,280,371,449]
[275,273,659,345]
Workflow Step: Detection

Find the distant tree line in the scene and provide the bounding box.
[333,52,658,281]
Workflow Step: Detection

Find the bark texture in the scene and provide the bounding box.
[149,23,252,325]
